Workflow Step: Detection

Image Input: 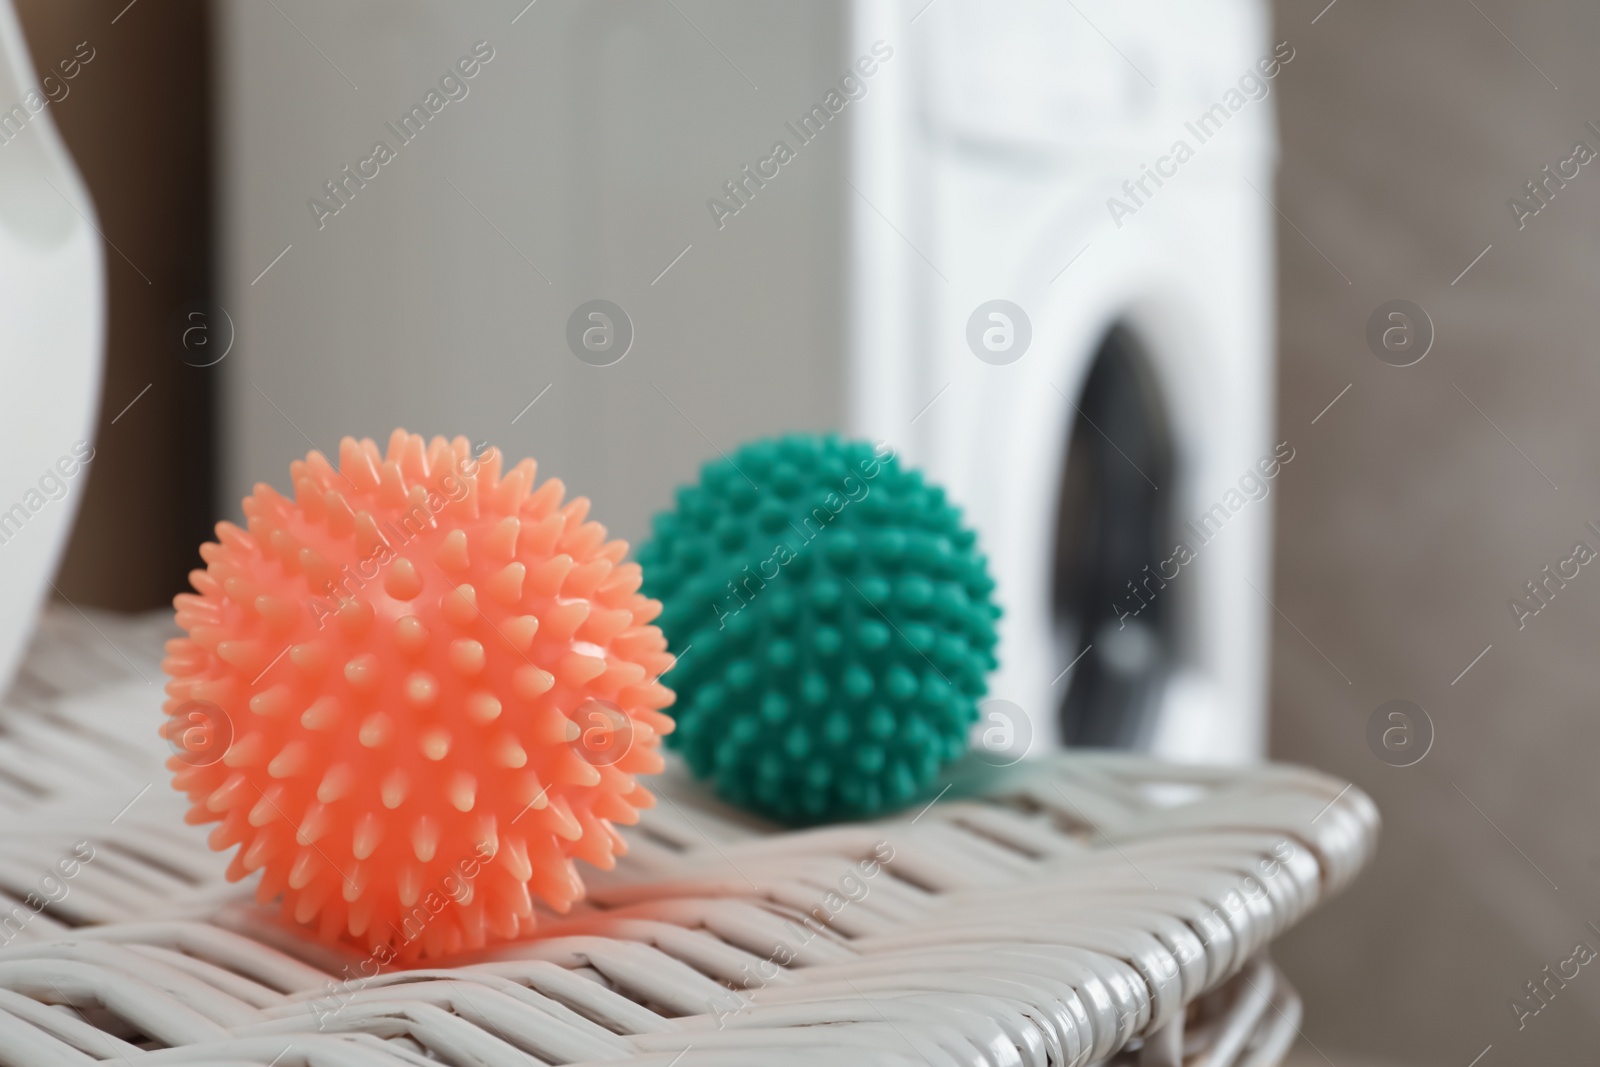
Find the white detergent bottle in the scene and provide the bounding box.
[0,0,105,694]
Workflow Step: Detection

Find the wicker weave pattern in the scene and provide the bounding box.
[0,610,1376,1065]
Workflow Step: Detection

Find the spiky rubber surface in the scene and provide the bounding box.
[638,434,999,824]
[164,431,674,961]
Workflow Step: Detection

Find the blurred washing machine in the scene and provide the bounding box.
[846,0,1281,761]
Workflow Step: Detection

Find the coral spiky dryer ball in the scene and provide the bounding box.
[163,432,675,960]
[639,434,1000,824]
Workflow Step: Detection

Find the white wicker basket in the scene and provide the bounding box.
[0,608,1376,1066]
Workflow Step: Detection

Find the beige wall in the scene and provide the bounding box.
[1268,1,1600,1062]
[216,0,847,552]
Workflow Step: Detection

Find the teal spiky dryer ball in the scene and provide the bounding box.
[638,434,1000,824]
